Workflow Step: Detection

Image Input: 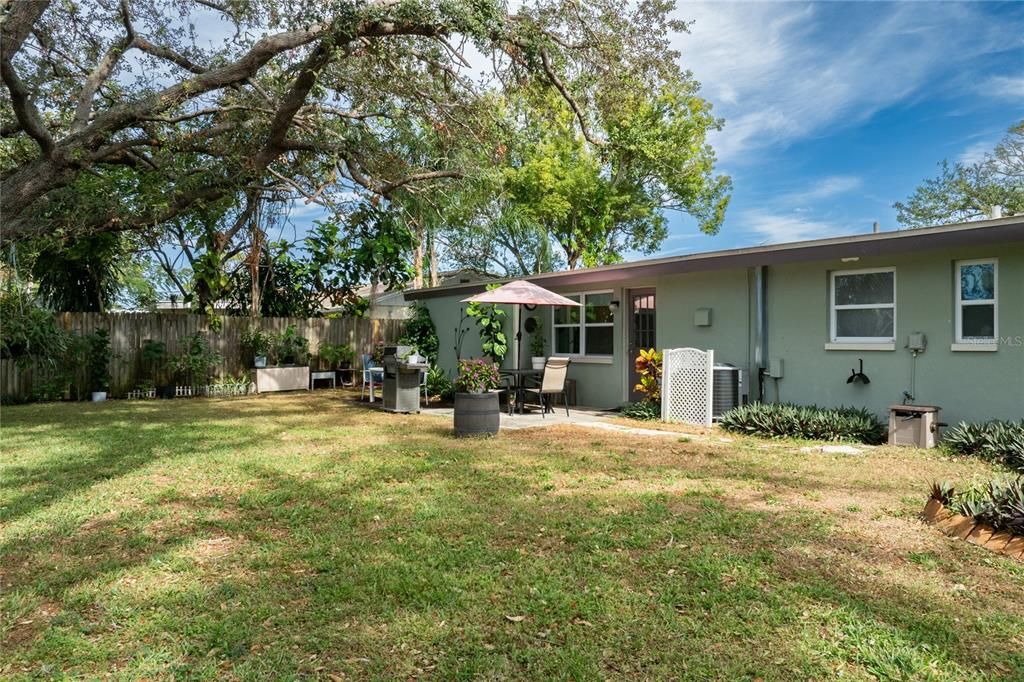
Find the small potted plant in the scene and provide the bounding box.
[453,358,502,437]
[241,326,272,368]
[273,325,309,366]
[87,328,111,401]
[529,319,546,370]
[320,342,355,384]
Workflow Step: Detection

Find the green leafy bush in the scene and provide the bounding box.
[621,400,661,421]
[942,420,1024,473]
[86,329,111,392]
[426,365,453,401]
[272,325,309,365]
[466,293,507,363]
[399,302,439,363]
[170,333,221,387]
[719,402,886,444]
[935,476,1024,536]
[319,342,355,368]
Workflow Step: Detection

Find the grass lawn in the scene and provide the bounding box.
[2,392,1022,680]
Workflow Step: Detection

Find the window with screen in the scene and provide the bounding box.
[955,259,997,344]
[553,292,614,357]
[830,268,896,343]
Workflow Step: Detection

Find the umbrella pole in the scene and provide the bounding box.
[515,304,522,371]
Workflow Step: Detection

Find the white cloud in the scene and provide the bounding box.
[958,139,993,165]
[779,175,863,204]
[979,74,1024,100]
[740,210,850,244]
[676,2,1024,162]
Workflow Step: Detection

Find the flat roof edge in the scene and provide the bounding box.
[406,218,1024,300]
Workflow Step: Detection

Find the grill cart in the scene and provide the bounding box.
[381,345,428,413]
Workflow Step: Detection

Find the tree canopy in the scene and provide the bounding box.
[2,0,731,308]
[895,120,1024,228]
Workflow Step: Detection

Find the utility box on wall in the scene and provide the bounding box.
[694,308,712,327]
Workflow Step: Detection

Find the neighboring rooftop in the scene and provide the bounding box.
[406,215,1024,299]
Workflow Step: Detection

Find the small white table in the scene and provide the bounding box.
[310,370,336,390]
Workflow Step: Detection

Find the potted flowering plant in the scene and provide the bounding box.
[453,358,502,436]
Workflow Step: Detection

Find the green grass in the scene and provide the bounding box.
[2,392,1023,680]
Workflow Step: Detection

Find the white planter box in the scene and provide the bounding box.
[253,366,310,393]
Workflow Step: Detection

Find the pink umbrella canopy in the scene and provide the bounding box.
[461,280,581,306]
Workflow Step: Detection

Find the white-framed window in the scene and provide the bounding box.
[552,291,614,357]
[955,259,997,343]
[830,268,896,343]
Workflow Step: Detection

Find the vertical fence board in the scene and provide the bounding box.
[1,314,405,401]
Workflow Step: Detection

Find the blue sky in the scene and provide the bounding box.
[655,0,1024,256]
[262,2,1024,265]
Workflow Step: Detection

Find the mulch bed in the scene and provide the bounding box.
[922,497,1024,561]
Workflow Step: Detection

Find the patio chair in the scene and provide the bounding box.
[360,354,384,401]
[519,357,571,417]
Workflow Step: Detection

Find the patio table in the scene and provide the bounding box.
[500,368,542,414]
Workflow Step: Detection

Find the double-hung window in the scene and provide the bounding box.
[553,292,614,358]
[955,259,997,346]
[830,268,896,344]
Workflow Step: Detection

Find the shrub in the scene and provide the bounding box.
[272,325,309,365]
[633,348,662,402]
[170,332,221,386]
[455,358,501,393]
[943,420,1024,473]
[466,292,507,363]
[319,342,355,368]
[621,400,661,421]
[719,402,886,444]
[426,365,453,401]
[240,326,273,360]
[529,320,545,358]
[86,329,111,393]
[399,302,439,363]
[936,476,1024,536]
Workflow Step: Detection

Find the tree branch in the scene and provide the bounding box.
[539,47,602,146]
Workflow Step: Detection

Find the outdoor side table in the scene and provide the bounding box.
[310,370,336,390]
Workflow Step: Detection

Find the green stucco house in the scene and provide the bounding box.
[407,216,1023,426]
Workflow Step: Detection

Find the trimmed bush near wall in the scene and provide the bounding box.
[621,401,661,421]
[719,402,887,444]
[942,420,1024,473]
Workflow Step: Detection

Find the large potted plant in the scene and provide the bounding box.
[240,326,272,368]
[87,328,111,402]
[453,358,502,437]
[320,342,355,384]
[273,325,309,366]
[528,319,546,370]
[253,325,311,393]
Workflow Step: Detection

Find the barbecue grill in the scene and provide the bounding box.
[381,345,429,413]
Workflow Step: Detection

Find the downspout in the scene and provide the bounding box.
[754,266,767,402]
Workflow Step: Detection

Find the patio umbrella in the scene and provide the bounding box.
[462,280,582,370]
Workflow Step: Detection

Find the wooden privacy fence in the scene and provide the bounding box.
[0,313,405,400]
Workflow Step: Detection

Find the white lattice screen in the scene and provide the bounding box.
[661,348,714,425]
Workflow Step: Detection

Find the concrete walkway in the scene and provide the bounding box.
[419,404,714,439]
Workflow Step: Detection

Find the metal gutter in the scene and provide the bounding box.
[406,217,1024,300]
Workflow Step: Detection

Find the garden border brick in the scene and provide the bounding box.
[922,499,1023,562]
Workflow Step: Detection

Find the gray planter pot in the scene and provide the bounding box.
[454,391,500,437]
